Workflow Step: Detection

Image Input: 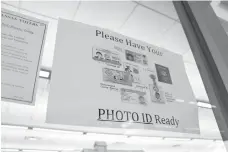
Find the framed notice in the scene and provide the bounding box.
[46,19,199,134]
[1,9,47,105]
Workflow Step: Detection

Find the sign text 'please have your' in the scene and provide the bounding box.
[96,30,163,56]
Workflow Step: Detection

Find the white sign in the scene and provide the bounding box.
[46,19,199,134]
[1,9,47,104]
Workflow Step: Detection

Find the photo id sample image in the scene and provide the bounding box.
[92,46,121,66]
[149,84,166,104]
[148,73,166,104]
[123,63,141,84]
[121,88,147,106]
[102,68,132,86]
[125,50,148,65]
[155,64,172,84]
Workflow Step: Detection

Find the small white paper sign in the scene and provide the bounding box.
[1,9,47,105]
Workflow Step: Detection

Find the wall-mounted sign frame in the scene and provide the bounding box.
[1,9,47,105]
[46,19,199,134]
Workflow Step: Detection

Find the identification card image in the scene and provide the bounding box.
[92,46,121,66]
[155,64,172,84]
[123,63,141,84]
[125,50,148,65]
[149,84,166,104]
[102,68,132,86]
[121,88,147,106]
[148,73,166,104]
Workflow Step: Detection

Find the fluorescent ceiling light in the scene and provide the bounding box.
[129,136,163,140]
[86,133,127,142]
[61,149,82,152]
[175,99,185,102]
[164,137,191,141]
[33,128,83,135]
[189,101,197,104]
[39,70,50,78]
[1,125,28,130]
[25,136,41,141]
[197,102,215,108]
[192,138,214,142]
[22,150,57,152]
[128,136,163,143]
[1,149,19,152]
[214,140,223,143]
[61,151,81,152]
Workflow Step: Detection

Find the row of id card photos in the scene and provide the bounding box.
[92,46,174,105]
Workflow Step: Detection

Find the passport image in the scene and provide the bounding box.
[155,64,172,84]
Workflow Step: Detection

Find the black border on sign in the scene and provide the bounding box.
[1,10,47,104]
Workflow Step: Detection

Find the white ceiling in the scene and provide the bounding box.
[1,1,228,152]
[74,1,137,30]
[138,1,179,21]
[119,5,176,48]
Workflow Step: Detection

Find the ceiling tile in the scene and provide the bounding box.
[74,1,136,31]
[1,1,20,7]
[138,1,179,20]
[211,2,228,35]
[18,9,58,68]
[219,18,228,35]
[158,22,191,54]
[1,2,20,12]
[119,5,176,47]
[184,63,209,101]
[211,1,228,22]
[20,1,79,20]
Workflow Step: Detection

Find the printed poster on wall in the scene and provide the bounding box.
[1,9,47,105]
[46,19,199,134]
